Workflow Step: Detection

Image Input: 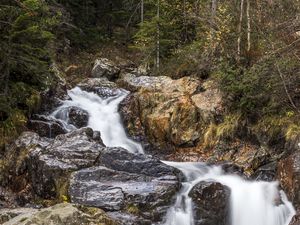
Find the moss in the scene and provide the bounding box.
[285,124,300,141]
[203,113,242,147]
[125,204,140,215]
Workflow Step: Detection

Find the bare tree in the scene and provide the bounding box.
[246,0,251,52]
[141,0,144,23]
[237,0,245,62]
[156,0,160,72]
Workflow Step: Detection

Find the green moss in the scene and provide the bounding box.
[126,204,140,215]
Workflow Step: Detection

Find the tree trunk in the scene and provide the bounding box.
[211,0,217,47]
[156,0,160,72]
[237,0,245,63]
[141,0,144,23]
[246,0,251,52]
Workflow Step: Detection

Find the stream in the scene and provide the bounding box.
[51,87,296,225]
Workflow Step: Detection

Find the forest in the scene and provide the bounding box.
[0,0,300,225]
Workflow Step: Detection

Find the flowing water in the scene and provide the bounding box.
[52,87,295,225]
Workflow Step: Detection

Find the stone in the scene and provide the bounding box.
[77,78,119,98]
[289,211,300,225]
[68,106,89,128]
[2,203,118,225]
[278,150,300,208]
[28,115,67,138]
[69,147,182,221]
[188,181,231,225]
[0,208,37,224]
[28,128,104,199]
[118,74,205,148]
[92,58,120,80]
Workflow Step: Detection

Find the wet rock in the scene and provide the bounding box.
[278,150,300,208]
[107,211,152,225]
[2,203,118,225]
[69,147,181,221]
[189,181,231,225]
[289,211,300,225]
[77,78,119,98]
[251,162,277,181]
[220,162,244,177]
[92,58,120,80]
[68,106,89,128]
[28,128,104,199]
[28,115,67,138]
[96,147,182,178]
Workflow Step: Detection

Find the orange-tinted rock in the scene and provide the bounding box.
[278,150,300,208]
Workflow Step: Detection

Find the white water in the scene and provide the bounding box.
[52,87,295,225]
[52,87,143,154]
[163,162,295,225]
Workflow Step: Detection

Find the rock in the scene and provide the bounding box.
[68,106,89,128]
[2,203,118,225]
[28,128,104,199]
[0,208,37,224]
[289,211,300,225]
[28,115,67,138]
[119,74,211,149]
[188,181,231,225]
[0,132,50,191]
[278,150,300,208]
[191,80,223,121]
[107,212,152,225]
[95,147,182,178]
[251,162,277,181]
[77,77,118,97]
[69,147,182,221]
[92,58,120,80]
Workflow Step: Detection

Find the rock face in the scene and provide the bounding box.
[92,58,120,80]
[119,74,223,149]
[289,211,300,225]
[0,132,50,192]
[188,181,231,225]
[2,203,118,225]
[68,106,89,128]
[69,147,182,221]
[278,150,300,208]
[28,128,104,199]
[28,115,67,138]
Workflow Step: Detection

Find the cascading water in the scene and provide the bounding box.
[163,162,295,225]
[52,87,295,225]
[52,87,143,154]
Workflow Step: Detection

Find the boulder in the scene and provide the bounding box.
[289,211,300,225]
[92,58,120,80]
[68,106,89,128]
[188,181,231,225]
[69,147,182,221]
[0,208,37,224]
[118,74,225,150]
[2,203,118,225]
[28,128,104,199]
[28,115,67,138]
[0,132,50,191]
[278,150,300,208]
[77,78,119,98]
[251,162,277,181]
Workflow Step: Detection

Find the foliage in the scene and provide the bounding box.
[0,0,61,147]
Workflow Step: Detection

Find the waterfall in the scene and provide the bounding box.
[52,87,295,225]
[52,87,143,154]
